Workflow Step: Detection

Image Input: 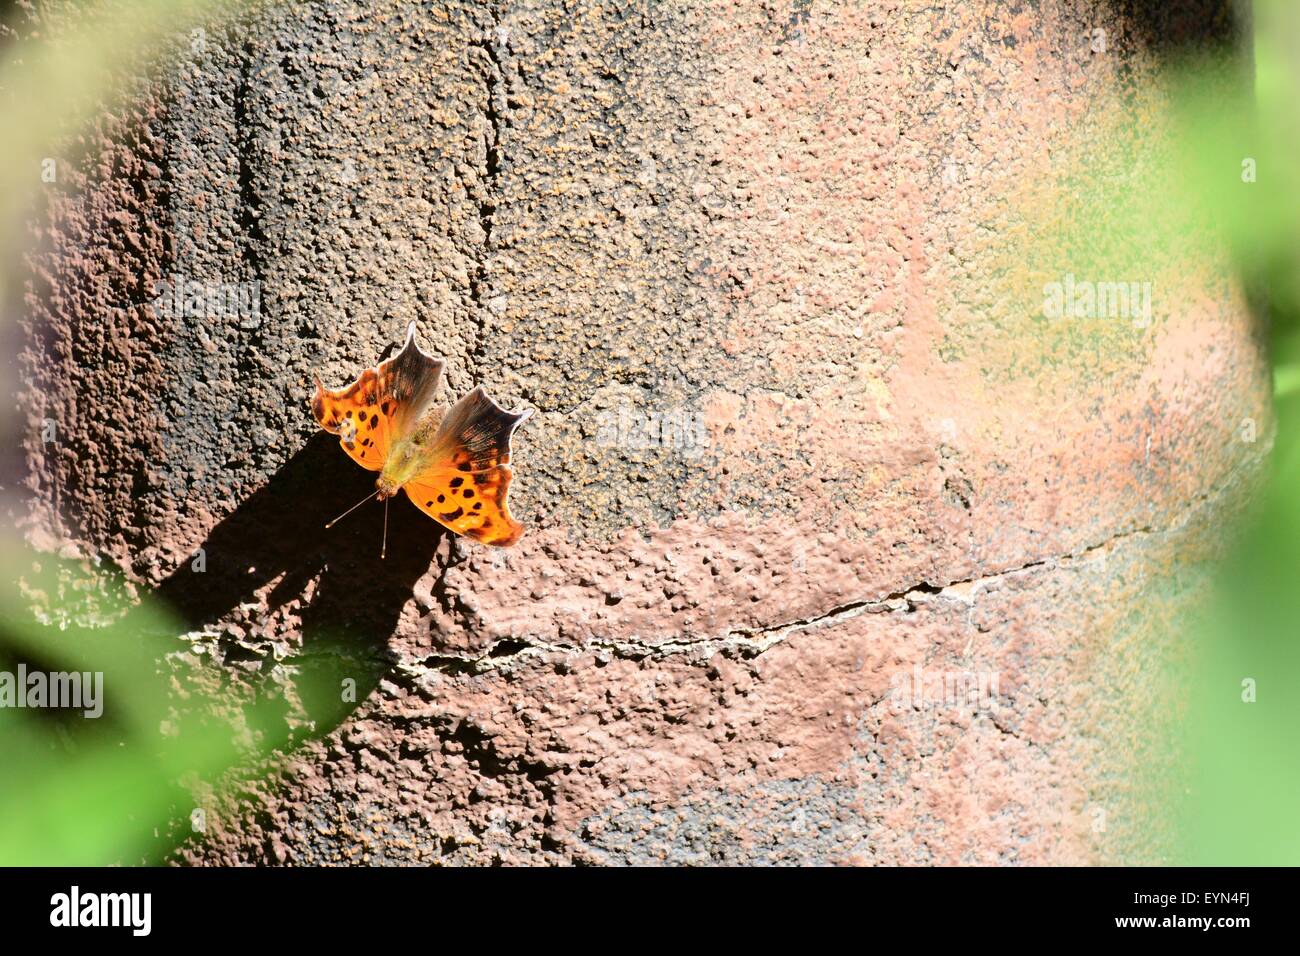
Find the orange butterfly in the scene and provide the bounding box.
[310,323,532,550]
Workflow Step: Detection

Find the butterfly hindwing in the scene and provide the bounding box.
[403,386,531,547]
[311,322,445,471]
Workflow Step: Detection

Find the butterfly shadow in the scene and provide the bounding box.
[147,431,448,739]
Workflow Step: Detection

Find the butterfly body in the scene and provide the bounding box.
[311,324,531,546]
[375,412,443,498]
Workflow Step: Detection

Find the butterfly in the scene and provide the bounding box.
[310,322,532,550]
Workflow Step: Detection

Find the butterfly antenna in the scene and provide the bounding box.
[325,489,378,529]
[381,496,390,560]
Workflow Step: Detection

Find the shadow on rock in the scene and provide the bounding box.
[148,430,446,732]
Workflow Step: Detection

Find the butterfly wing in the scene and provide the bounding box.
[311,322,445,471]
[403,386,532,546]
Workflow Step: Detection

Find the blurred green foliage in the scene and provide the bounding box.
[0,0,225,304]
[1175,0,1300,866]
[0,0,306,866]
[0,547,269,864]
[1005,1,1300,864]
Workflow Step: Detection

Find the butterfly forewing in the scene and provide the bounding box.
[311,323,445,471]
[402,386,531,547]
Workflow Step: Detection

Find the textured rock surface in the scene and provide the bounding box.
[13,0,1269,863]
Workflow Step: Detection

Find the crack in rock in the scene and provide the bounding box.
[159,435,1262,684]
[395,467,1255,679]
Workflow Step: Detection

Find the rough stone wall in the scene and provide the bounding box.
[14,0,1269,864]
